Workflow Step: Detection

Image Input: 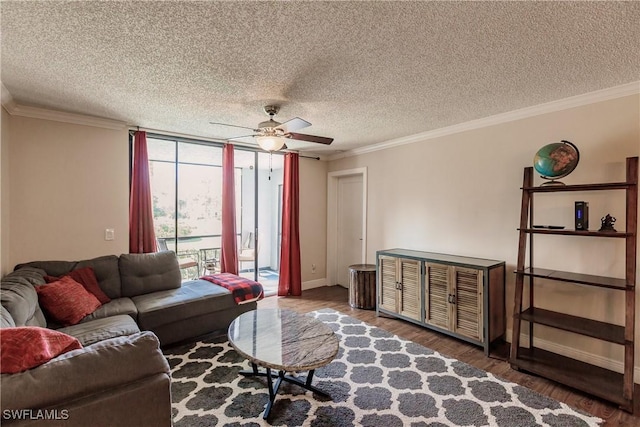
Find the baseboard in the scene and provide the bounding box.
[302,278,327,290]
[507,329,640,384]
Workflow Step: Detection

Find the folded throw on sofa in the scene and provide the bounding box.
[200,273,264,304]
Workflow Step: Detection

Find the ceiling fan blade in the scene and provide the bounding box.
[210,122,257,132]
[276,117,311,133]
[287,132,333,145]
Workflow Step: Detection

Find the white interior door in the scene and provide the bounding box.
[336,174,364,287]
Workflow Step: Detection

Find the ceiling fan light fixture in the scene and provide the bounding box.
[256,135,286,152]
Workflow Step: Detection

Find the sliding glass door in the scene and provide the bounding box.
[235,150,283,294]
[146,135,283,292]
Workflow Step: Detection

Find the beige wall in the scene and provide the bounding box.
[7,115,130,267]
[1,107,10,275]
[299,157,328,285]
[328,94,640,374]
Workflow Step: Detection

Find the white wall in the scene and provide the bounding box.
[7,115,129,266]
[328,93,640,375]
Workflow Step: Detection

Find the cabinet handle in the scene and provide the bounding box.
[396,281,403,290]
[448,294,456,304]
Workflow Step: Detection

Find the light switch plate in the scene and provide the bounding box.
[105,228,115,241]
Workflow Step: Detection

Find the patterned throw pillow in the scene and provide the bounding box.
[44,266,111,304]
[36,276,101,326]
[0,326,82,373]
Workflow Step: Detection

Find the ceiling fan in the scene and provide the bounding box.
[210,105,333,152]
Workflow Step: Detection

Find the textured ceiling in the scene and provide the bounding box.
[1,1,639,155]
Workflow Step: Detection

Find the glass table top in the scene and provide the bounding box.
[228,308,339,372]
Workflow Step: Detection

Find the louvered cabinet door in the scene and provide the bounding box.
[398,258,421,321]
[452,267,483,341]
[378,255,398,313]
[425,262,450,329]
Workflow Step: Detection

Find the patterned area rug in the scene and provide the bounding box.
[163,309,602,426]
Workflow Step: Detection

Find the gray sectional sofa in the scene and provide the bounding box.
[0,251,257,427]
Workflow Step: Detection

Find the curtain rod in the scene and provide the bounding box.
[129,126,320,160]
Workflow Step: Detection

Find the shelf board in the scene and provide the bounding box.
[516,267,628,290]
[519,307,625,344]
[522,182,632,192]
[511,347,631,409]
[519,228,631,237]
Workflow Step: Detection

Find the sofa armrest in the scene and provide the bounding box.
[0,331,169,412]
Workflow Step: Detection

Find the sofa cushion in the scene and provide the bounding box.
[5,267,47,286]
[0,326,82,373]
[16,255,122,299]
[1,269,47,327]
[57,315,141,346]
[14,260,75,278]
[81,297,138,323]
[1,306,16,328]
[0,331,169,412]
[36,276,101,326]
[132,279,236,331]
[76,255,122,299]
[119,252,181,297]
[45,267,111,304]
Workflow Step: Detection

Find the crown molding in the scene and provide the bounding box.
[328,81,640,161]
[1,83,16,112]
[2,98,126,130]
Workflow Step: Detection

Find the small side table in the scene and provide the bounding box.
[348,264,376,310]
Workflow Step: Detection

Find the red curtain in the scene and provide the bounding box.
[220,144,238,274]
[278,153,302,296]
[129,131,157,253]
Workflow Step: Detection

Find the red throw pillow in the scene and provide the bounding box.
[44,267,111,304]
[36,276,102,326]
[0,326,82,373]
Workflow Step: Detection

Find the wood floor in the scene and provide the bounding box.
[258,286,640,427]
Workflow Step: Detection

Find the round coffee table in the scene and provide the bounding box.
[228,308,339,419]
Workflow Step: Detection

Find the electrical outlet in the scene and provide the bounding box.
[311,264,317,274]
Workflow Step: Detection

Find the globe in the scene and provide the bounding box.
[533,140,580,186]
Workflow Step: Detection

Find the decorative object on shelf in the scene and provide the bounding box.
[533,140,580,186]
[599,214,617,232]
[574,201,589,230]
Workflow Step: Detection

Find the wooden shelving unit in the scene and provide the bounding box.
[510,156,638,413]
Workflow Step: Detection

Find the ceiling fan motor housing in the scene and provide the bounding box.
[258,119,283,133]
[263,105,280,116]
[258,105,283,133]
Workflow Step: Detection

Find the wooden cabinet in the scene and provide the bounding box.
[426,264,484,342]
[510,156,637,413]
[377,249,505,356]
[378,255,421,321]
